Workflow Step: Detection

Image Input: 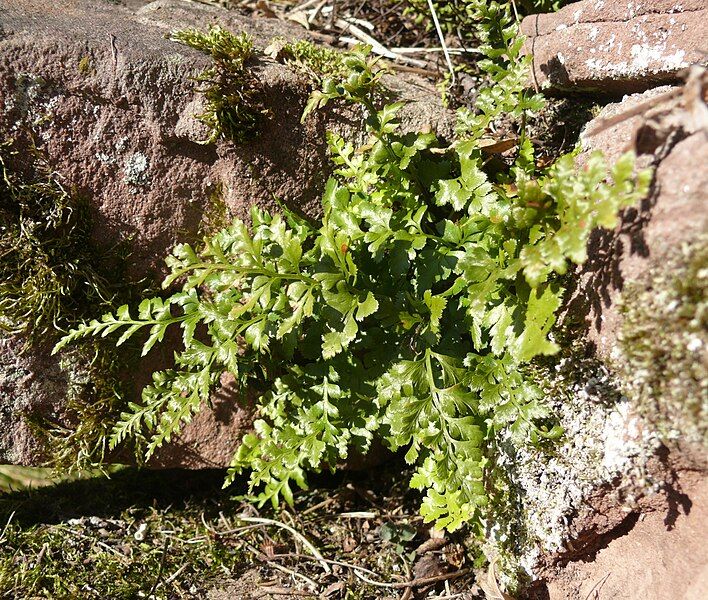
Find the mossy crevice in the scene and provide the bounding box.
[0,140,111,344]
[170,26,268,145]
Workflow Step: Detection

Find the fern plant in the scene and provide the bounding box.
[56,34,649,534]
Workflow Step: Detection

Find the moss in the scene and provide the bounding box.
[199,182,229,239]
[275,38,348,84]
[170,26,268,145]
[0,140,111,344]
[616,238,708,445]
[0,465,474,599]
[0,138,141,471]
[27,342,137,473]
[77,55,93,76]
[0,471,252,599]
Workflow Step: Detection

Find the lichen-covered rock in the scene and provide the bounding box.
[487,77,707,594]
[0,0,451,468]
[521,0,706,94]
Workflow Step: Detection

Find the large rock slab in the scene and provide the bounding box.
[521,0,707,94]
[0,0,450,468]
[490,71,708,594]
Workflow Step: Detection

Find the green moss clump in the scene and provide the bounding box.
[170,26,268,144]
[27,342,134,473]
[77,55,93,75]
[617,238,708,445]
[0,139,138,471]
[278,38,348,83]
[0,141,111,344]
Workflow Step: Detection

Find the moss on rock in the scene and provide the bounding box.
[615,238,708,446]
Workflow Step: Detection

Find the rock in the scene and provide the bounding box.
[497,74,707,594]
[521,0,707,94]
[526,470,708,600]
[0,0,450,468]
[569,82,707,369]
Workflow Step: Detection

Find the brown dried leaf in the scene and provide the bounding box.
[342,536,358,553]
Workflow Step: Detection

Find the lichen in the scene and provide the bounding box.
[482,342,663,586]
[614,237,708,445]
[478,239,707,582]
[122,152,150,186]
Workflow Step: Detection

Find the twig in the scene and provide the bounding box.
[584,572,611,600]
[392,47,482,55]
[289,0,321,12]
[335,20,397,59]
[269,560,319,591]
[147,537,170,598]
[584,87,682,136]
[269,552,469,590]
[425,0,455,83]
[308,0,329,24]
[0,511,15,544]
[300,496,335,516]
[389,568,472,590]
[163,563,189,586]
[245,541,320,591]
[256,587,314,598]
[236,515,331,574]
[269,552,397,580]
[336,20,428,68]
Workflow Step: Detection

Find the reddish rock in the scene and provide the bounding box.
[527,466,708,600]
[570,83,708,363]
[521,0,707,94]
[0,0,448,468]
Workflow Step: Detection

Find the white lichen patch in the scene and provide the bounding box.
[95,152,116,165]
[488,356,662,579]
[123,153,150,186]
[10,72,61,134]
[629,44,686,72]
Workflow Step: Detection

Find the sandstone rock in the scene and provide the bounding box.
[570,84,707,365]
[526,470,708,599]
[521,0,707,94]
[0,0,450,468]
[504,74,707,593]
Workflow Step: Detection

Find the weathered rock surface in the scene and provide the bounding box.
[0,0,450,468]
[529,470,708,599]
[521,0,707,94]
[517,65,707,598]
[571,82,707,367]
